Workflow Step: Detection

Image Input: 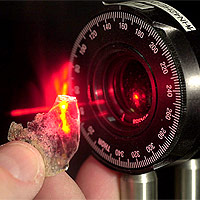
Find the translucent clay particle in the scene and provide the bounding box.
[8,95,80,176]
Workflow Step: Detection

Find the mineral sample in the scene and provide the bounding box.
[8,95,80,177]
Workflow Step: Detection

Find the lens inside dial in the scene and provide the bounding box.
[89,43,156,137]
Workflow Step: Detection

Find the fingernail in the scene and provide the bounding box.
[0,141,44,182]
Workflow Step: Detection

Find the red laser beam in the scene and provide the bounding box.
[10,106,50,117]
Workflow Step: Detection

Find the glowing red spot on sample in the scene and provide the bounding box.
[59,101,70,134]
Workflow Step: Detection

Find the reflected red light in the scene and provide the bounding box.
[58,100,70,134]
[132,91,140,108]
[78,99,106,107]
[133,93,139,100]
[90,99,106,106]
[132,90,147,109]
[95,89,103,96]
[97,111,108,117]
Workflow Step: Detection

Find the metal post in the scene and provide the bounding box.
[120,171,158,200]
[175,159,200,200]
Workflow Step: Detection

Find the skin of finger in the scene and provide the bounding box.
[0,142,45,199]
[34,171,86,199]
[76,156,120,200]
[0,167,42,199]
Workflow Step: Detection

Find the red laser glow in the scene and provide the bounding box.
[133,93,139,100]
[59,100,70,134]
[10,61,73,117]
[43,61,72,106]
[132,91,140,108]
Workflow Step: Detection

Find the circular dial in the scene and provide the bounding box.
[70,9,189,173]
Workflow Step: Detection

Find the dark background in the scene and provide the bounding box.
[0,1,199,199]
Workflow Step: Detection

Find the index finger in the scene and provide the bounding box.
[76,156,120,200]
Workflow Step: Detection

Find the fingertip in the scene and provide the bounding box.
[0,141,45,199]
[76,156,120,200]
[35,171,85,199]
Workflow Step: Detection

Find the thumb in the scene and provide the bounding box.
[0,141,45,199]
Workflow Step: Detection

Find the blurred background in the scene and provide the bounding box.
[0,1,199,199]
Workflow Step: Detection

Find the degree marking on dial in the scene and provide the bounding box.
[175,98,181,102]
[172,70,178,75]
[134,16,138,24]
[146,24,151,32]
[156,37,161,45]
[175,108,181,113]
[138,18,142,26]
[175,101,181,105]
[171,76,179,80]
[144,22,148,30]
[162,49,168,56]
[175,94,181,98]
[168,134,174,142]
[165,52,171,58]
[169,125,175,131]
[157,150,162,158]
[95,19,99,27]
[167,57,173,63]
[171,66,177,71]
[173,121,179,127]
[152,30,157,38]
[148,29,153,37]
[172,123,178,130]
[165,139,170,147]
[164,142,169,149]
[172,114,180,121]
[154,33,159,41]
[167,62,174,68]
[174,105,181,111]
[140,20,144,30]
[174,86,181,90]
[167,135,173,143]
[161,44,167,50]
[131,18,134,25]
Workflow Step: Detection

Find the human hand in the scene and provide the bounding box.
[0,141,120,199]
